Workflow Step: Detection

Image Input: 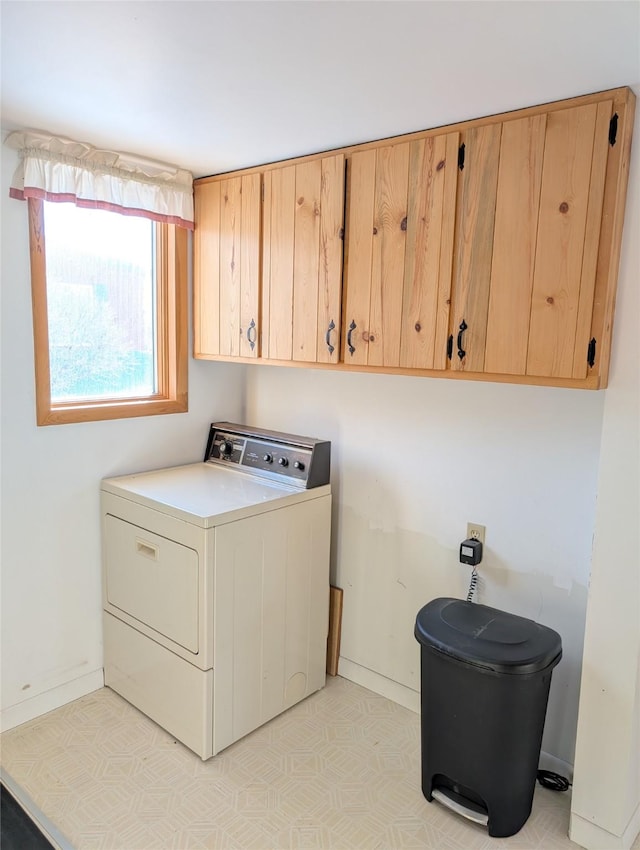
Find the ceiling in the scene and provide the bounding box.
[1,1,639,179]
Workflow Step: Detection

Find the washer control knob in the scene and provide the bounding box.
[278,457,289,467]
[293,460,305,470]
[219,440,233,456]
[263,453,273,463]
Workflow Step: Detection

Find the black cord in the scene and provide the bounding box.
[466,567,478,602]
[536,769,571,792]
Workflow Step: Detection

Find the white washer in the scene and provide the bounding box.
[101,423,331,760]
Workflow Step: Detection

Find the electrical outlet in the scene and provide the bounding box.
[466,523,486,545]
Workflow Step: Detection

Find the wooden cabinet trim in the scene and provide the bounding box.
[193,181,222,357]
[193,351,602,390]
[588,87,636,386]
[571,101,613,379]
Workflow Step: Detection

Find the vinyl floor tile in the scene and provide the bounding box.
[0,675,614,850]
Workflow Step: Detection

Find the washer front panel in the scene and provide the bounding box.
[101,426,332,761]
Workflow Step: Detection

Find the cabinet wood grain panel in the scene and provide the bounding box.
[267,165,296,361]
[219,177,242,357]
[239,174,261,358]
[484,115,546,375]
[571,101,611,378]
[368,143,410,367]
[449,123,502,372]
[194,181,221,356]
[400,132,458,369]
[434,133,460,370]
[343,150,376,365]
[262,172,273,356]
[292,161,322,362]
[262,155,345,363]
[526,104,600,378]
[588,88,635,385]
[317,155,345,364]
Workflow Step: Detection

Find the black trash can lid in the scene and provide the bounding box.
[414,597,562,674]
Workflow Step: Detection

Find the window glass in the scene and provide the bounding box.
[43,203,156,402]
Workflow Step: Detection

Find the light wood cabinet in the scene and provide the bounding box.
[343,144,409,367]
[194,173,261,358]
[342,133,458,369]
[449,98,617,381]
[447,123,501,374]
[262,154,345,363]
[193,86,634,389]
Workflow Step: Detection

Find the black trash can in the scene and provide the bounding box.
[414,597,562,838]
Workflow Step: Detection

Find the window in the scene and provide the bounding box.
[28,198,188,425]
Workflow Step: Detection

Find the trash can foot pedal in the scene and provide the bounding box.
[432,788,489,826]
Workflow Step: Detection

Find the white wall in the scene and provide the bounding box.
[245,366,604,768]
[570,103,640,850]
[0,146,246,729]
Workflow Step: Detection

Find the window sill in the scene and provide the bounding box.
[37,395,188,426]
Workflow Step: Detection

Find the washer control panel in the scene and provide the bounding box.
[204,423,330,489]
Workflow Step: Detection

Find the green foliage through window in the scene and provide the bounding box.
[43,203,156,402]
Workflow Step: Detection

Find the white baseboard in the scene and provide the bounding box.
[338,656,420,714]
[570,803,640,850]
[0,669,104,733]
[338,656,575,783]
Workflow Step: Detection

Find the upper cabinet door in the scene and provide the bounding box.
[343,144,410,367]
[193,174,261,358]
[262,154,345,363]
[342,148,377,366]
[399,133,459,370]
[343,134,458,368]
[448,124,502,373]
[452,100,613,379]
[368,143,410,368]
[525,102,611,379]
[483,115,546,375]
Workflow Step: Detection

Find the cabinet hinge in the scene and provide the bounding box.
[458,143,465,171]
[609,114,618,146]
[447,334,454,360]
[587,337,596,368]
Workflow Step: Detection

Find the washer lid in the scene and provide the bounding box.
[414,597,562,674]
[101,463,330,528]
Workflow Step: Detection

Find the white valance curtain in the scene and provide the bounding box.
[6,130,194,229]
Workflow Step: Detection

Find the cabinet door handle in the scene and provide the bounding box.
[246,319,257,351]
[457,320,468,359]
[325,320,336,355]
[347,320,357,356]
